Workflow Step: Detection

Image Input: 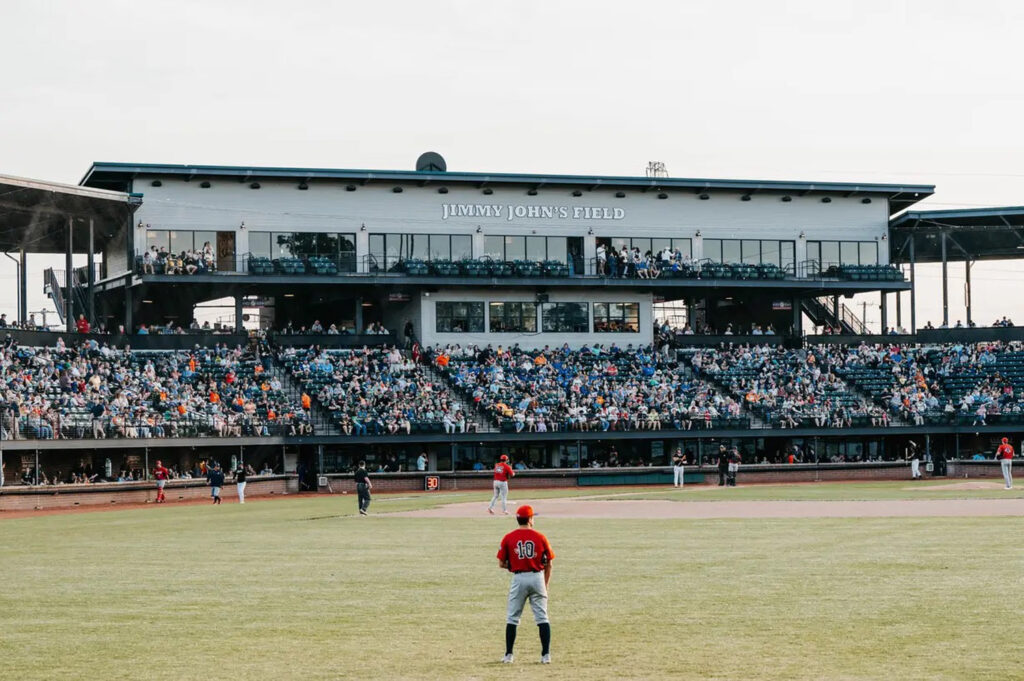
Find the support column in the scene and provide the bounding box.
[880,292,888,333]
[941,231,949,327]
[88,219,96,326]
[65,217,74,332]
[18,249,27,323]
[965,259,972,326]
[895,286,902,331]
[354,296,364,333]
[909,235,917,333]
[234,295,244,333]
[124,287,133,333]
[792,296,802,337]
[832,295,840,331]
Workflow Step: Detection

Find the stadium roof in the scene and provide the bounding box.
[890,206,1024,263]
[81,162,934,214]
[0,173,140,253]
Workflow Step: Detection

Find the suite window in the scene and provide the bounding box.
[436,302,484,333]
[147,230,217,256]
[594,303,639,333]
[541,302,589,333]
[488,302,538,333]
[600,237,691,258]
[484,236,568,262]
[251,232,355,271]
[807,240,878,269]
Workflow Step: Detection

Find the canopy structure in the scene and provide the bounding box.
[889,206,1024,330]
[0,173,140,327]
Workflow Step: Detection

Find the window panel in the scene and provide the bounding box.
[316,233,339,257]
[742,240,761,265]
[169,230,191,255]
[781,241,795,271]
[673,238,692,258]
[526,236,546,261]
[489,302,538,332]
[820,241,839,267]
[722,239,741,263]
[146,230,169,253]
[541,302,589,333]
[610,237,629,253]
[840,241,859,266]
[593,302,639,333]
[651,238,671,255]
[761,241,781,267]
[631,238,652,256]
[859,241,878,265]
[483,236,504,260]
[546,237,567,263]
[194,231,216,255]
[703,239,722,263]
[451,235,472,260]
[504,236,525,261]
[338,234,356,272]
[249,232,271,259]
[411,234,430,260]
[436,302,484,333]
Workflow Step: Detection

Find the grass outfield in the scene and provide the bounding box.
[1,487,1021,681]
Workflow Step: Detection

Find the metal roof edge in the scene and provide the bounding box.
[892,205,1024,227]
[1,172,133,203]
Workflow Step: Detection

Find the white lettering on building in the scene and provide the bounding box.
[441,203,625,221]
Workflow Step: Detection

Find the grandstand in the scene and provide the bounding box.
[4,154,1024,495]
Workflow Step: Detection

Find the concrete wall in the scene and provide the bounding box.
[132,177,889,261]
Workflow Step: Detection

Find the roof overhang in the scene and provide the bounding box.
[0,173,141,253]
[890,206,1024,263]
[81,162,934,215]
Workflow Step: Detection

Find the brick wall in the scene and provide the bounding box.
[0,476,297,511]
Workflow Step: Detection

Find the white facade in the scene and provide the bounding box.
[132,177,891,267]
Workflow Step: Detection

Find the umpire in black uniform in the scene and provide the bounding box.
[354,461,372,515]
[716,445,729,486]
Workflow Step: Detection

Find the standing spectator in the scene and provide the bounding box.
[235,462,248,503]
[417,451,428,472]
[207,463,225,505]
[355,460,372,515]
[404,320,415,349]
[727,448,741,487]
[76,314,90,334]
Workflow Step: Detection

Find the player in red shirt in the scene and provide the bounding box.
[488,454,515,515]
[152,460,171,503]
[996,437,1015,489]
[496,505,554,664]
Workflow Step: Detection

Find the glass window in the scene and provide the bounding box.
[488,302,538,332]
[169,230,191,255]
[146,230,169,253]
[428,235,450,261]
[722,239,741,263]
[483,236,504,260]
[316,233,339,256]
[780,241,795,271]
[742,240,761,265]
[541,302,589,333]
[761,240,780,267]
[673,238,692,258]
[703,239,721,263]
[339,234,356,272]
[436,302,484,333]
[840,241,859,266]
[632,238,652,256]
[451,235,472,260]
[859,241,878,265]
[651,238,671,255]
[368,234,384,260]
[194,231,216,256]
[526,236,546,261]
[820,241,839,267]
[411,234,430,261]
[594,302,639,333]
[610,237,629,254]
[504,236,525,261]
[249,232,271,259]
[546,237,567,263]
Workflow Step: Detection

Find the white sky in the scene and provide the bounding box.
[2,0,1023,330]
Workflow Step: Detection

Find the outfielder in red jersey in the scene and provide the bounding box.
[488,454,515,515]
[496,505,553,664]
[996,437,1015,489]
[152,460,171,503]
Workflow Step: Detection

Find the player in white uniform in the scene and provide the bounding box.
[672,447,686,487]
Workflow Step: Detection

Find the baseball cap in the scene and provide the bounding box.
[516,505,535,519]
[1002,437,1009,444]
[500,454,509,461]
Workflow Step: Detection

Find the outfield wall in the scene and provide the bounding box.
[0,475,296,511]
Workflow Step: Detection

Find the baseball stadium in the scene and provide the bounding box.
[2,153,1022,680]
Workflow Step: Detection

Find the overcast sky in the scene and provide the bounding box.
[2,0,1023,329]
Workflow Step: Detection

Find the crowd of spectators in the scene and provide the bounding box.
[278,321,391,336]
[278,346,464,435]
[0,338,312,441]
[433,343,743,433]
[15,459,277,487]
[140,244,217,275]
[596,244,694,279]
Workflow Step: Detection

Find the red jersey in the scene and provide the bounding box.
[997,444,1015,460]
[153,465,170,481]
[493,462,514,482]
[497,528,555,573]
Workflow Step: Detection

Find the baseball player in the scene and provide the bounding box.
[355,461,372,515]
[672,447,686,488]
[908,441,922,480]
[206,463,225,504]
[235,463,247,503]
[496,505,554,665]
[152,459,170,503]
[996,437,1015,489]
[726,448,740,487]
[488,454,515,515]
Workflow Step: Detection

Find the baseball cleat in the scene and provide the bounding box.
[488,508,495,515]
[540,654,551,664]
[501,654,514,664]
[503,511,510,515]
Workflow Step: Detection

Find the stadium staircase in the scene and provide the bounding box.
[265,355,341,435]
[673,355,773,429]
[802,297,867,335]
[43,266,94,327]
[418,359,496,434]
